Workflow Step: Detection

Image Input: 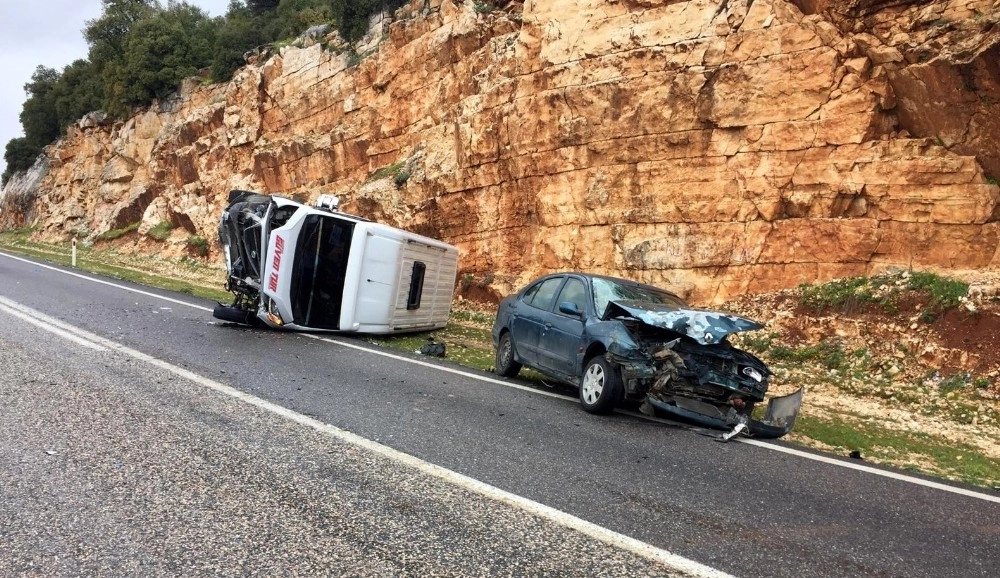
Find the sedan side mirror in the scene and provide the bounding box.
[558,301,583,317]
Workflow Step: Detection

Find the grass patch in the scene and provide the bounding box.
[799,277,880,312]
[0,226,35,243]
[907,271,968,308]
[187,235,209,257]
[96,222,140,241]
[147,221,174,241]
[366,320,496,372]
[792,413,1000,488]
[768,339,849,371]
[367,161,406,183]
[450,308,496,327]
[0,232,229,302]
[938,372,971,395]
[799,271,968,315]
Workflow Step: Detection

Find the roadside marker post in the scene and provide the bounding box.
[71,237,77,267]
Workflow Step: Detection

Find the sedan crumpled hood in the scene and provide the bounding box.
[603,301,763,345]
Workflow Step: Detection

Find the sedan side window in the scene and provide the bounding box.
[555,278,587,316]
[524,277,563,311]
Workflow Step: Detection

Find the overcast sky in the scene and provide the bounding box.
[0,0,232,179]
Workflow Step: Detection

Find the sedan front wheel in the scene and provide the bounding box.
[579,355,621,414]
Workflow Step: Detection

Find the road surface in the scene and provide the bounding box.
[1,251,997,577]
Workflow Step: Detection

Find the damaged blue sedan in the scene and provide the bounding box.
[491,273,801,439]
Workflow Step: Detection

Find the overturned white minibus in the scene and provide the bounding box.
[215,190,459,334]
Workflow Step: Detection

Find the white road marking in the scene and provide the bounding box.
[3,250,999,504]
[0,294,733,578]
[306,333,572,401]
[301,336,1000,504]
[0,296,108,352]
[0,251,213,311]
[738,438,1000,503]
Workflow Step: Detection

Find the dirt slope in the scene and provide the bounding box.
[723,270,1000,484]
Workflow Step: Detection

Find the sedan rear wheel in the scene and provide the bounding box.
[579,355,621,414]
[495,332,522,378]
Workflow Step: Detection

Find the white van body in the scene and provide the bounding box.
[217,192,459,334]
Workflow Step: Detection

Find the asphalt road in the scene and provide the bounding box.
[1,250,998,577]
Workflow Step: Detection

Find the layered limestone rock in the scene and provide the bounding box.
[793,0,1000,178]
[6,0,1000,303]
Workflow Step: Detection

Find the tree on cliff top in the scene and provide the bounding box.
[3,0,411,185]
[85,0,159,75]
[88,1,219,117]
[18,67,61,151]
[332,0,409,41]
[52,60,105,131]
[210,2,271,83]
[2,66,62,186]
[107,3,219,113]
[246,0,280,14]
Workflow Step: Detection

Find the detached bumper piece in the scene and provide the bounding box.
[646,388,803,440]
[746,388,803,439]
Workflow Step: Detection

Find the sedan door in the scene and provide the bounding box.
[507,276,565,368]
[535,276,590,380]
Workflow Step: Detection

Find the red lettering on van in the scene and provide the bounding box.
[272,235,285,272]
[267,235,285,293]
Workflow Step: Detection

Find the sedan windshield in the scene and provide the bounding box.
[591,277,686,317]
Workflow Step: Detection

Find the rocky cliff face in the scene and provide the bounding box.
[3,0,999,303]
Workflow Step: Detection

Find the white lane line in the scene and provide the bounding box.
[0,296,108,352]
[738,438,1000,503]
[5,250,999,503]
[0,251,212,311]
[304,333,572,401]
[0,295,732,578]
[307,335,1000,503]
